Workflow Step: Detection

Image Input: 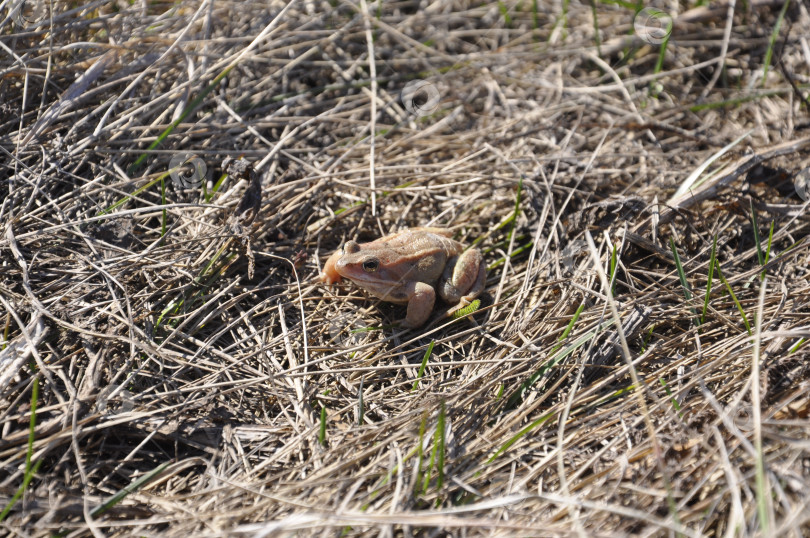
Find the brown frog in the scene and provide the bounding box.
[320,228,486,328]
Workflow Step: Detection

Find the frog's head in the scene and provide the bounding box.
[334,241,414,303]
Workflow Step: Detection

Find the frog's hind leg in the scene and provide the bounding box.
[439,249,484,304]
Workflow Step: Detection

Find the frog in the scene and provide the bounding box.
[320,227,486,328]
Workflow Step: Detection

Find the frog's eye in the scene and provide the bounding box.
[362,258,379,272]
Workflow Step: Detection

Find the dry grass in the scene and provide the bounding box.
[1,0,810,536]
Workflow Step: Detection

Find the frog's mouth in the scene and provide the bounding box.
[336,259,415,304]
[357,282,411,304]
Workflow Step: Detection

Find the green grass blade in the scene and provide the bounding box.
[357,377,364,426]
[416,411,428,496]
[641,323,655,352]
[319,405,327,446]
[688,90,787,112]
[423,428,437,493]
[487,240,533,270]
[495,177,524,240]
[558,303,585,343]
[98,169,173,216]
[761,220,775,280]
[590,0,602,57]
[411,340,435,391]
[701,235,718,325]
[505,308,602,409]
[669,238,698,325]
[761,0,790,87]
[750,200,764,267]
[91,461,171,518]
[435,401,446,493]
[128,65,236,174]
[715,262,752,334]
[653,26,671,75]
[485,411,555,464]
[0,375,41,522]
[659,378,682,414]
[609,243,618,295]
[497,0,512,26]
[205,171,229,203]
[752,279,770,535]
[2,312,10,351]
[160,177,167,237]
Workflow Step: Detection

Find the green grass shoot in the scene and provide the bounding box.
[669,238,698,326]
[319,405,327,446]
[99,168,174,216]
[653,18,672,75]
[761,220,775,280]
[412,340,435,391]
[415,411,428,496]
[715,262,752,334]
[750,200,764,267]
[435,401,446,496]
[485,411,555,464]
[498,0,512,26]
[160,176,167,236]
[701,235,718,325]
[609,242,618,296]
[590,1,601,57]
[91,461,171,518]
[761,0,790,87]
[504,305,593,409]
[205,170,229,203]
[0,374,41,522]
[487,240,533,271]
[789,338,806,353]
[357,378,364,426]
[494,177,524,241]
[640,323,655,352]
[128,65,237,175]
[2,313,9,351]
[659,378,682,415]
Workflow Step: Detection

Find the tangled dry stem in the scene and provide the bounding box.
[1,0,809,536]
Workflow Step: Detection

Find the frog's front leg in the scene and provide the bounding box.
[439,248,486,309]
[402,281,436,328]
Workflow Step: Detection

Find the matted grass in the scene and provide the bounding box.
[1,0,809,536]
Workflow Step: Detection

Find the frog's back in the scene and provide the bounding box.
[384,228,463,257]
